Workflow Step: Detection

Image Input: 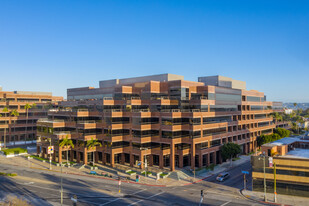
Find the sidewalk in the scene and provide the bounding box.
[241,189,309,206]
[0,154,250,187]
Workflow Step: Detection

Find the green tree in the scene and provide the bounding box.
[271,112,283,122]
[10,110,19,146]
[293,103,297,108]
[24,103,32,144]
[86,138,102,166]
[59,135,74,164]
[274,128,290,138]
[2,107,9,148]
[220,142,241,167]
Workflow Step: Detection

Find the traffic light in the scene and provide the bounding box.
[201,190,204,197]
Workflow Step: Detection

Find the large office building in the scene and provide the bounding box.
[36,74,288,171]
[0,87,63,147]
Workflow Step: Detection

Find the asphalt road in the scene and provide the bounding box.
[0,162,262,206]
[205,161,252,190]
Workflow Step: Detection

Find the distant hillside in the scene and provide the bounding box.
[283,103,309,110]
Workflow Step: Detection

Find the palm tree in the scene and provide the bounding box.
[59,135,74,165]
[24,103,32,145]
[86,138,102,166]
[10,110,19,146]
[1,107,8,148]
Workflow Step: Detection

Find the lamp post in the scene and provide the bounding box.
[49,138,52,170]
[60,163,63,206]
[140,147,149,177]
[258,154,267,202]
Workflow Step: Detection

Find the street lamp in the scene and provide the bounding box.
[139,147,148,177]
[258,154,267,202]
[60,162,63,206]
[48,138,52,170]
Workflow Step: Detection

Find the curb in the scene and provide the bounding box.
[239,189,292,206]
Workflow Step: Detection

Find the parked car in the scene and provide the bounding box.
[216,172,230,182]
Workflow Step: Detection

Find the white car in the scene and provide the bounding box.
[216,172,230,182]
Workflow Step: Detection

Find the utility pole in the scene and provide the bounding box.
[263,155,267,202]
[60,163,63,206]
[199,190,204,206]
[274,162,277,203]
[118,176,121,193]
[244,173,246,190]
[49,138,52,170]
[145,155,148,178]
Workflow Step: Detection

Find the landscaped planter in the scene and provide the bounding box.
[27,156,33,160]
[160,173,169,179]
[141,171,152,176]
[91,166,98,170]
[126,170,136,176]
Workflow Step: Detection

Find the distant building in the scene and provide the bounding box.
[36,73,287,171]
[252,135,309,197]
[284,108,294,115]
[0,88,63,147]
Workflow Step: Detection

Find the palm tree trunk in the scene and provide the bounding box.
[93,151,95,166]
[4,127,6,148]
[66,149,69,165]
[14,120,16,146]
[25,109,28,145]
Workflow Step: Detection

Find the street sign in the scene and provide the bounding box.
[242,170,249,175]
[47,146,54,154]
[269,157,273,167]
[71,195,77,203]
[137,162,141,166]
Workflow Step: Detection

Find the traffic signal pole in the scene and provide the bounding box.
[274,162,277,203]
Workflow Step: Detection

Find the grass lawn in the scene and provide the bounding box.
[141,171,152,175]
[0,172,17,176]
[1,148,27,155]
[160,173,168,177]
[30,155,58,164]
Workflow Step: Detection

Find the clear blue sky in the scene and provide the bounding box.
[0,0,308,102]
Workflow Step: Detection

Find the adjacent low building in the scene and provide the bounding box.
[0,87,63,147]
[36,74,287,171]
[252,134,309,197]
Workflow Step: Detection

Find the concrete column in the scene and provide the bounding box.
[159,151,164,169]
[218,151,222,164]
[213,152,216,165]
[140,153,144,169]
[130,152,134,167]
[149,154,153,166]
[103,153,106,165]
[58,148,62,163]
[191,143,195,170]
[52,150,56,162]
[121,153,125,164]
[110,153,115,167]
[83,148,88,165]
[95,152,99,163]
[170,143,175,171]
[70,150,74,161]
[179,152,183,168]
[77,151,80,163]
[199,153,203,168]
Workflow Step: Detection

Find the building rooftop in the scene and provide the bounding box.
[263,137,300,147]
[284,148,309,159]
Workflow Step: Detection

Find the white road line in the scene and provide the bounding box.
[100,189,147,206]
[128,191,165,206]
[220,201,231,206]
